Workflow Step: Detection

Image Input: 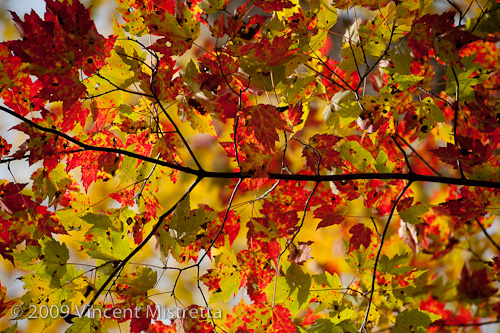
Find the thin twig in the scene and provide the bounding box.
[358,180,412,333]
[81,178,202,317]
[475,218,500,253]
[395,134,443,176]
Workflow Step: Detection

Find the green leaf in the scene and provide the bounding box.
[392,309,434,333]
[339,141,374,172]
[399,201,431,225]
[375,150,395,173]
[40,237,69,279]
[339,43,365,72]
[414,97,446,140]
[390,73,424,91]
[445,55,488,102]
[12,245,41,269]
[264,276,290,304]
[209,251,241,304]
[323,91,359,128]
[0,323,18,333]
[309,1,337,52]
[200,0,228,14]
[168,196,216,246]
[66,316,108,333]
[388,43,412,75]
[82,212,123,233]
[82,225,132,262]
[313,271,342,290]
[116,266,157,296]
[379,253,413,275]
[285,264,311,313]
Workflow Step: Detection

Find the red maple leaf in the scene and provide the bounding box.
[251,201,299,239]
[66,131,123,190]
[272,305,295,332]
[3,0,112,106]
[149,320,176,333]
[253,0,294,12]
[239,104,290,153]
[458,265,497,300]
[0,136,11,156]
[431,136,491,171]
[349,223,372,251]
[314,203,345,229]
[0,44,46,116]
[206,210,241,248]
[302,134,343,172]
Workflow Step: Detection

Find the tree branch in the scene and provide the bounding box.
[81,177,202,318]
[475,218,500,253]
[358,180,412,333]
[3,105,500,191]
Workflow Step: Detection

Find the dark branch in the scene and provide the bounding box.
[3,105,500,191]
[358,180,413,333]
[81,177,202,317]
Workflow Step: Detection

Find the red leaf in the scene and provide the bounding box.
[0,136,11,156]
[458,265,497,299]
[348,223,372,251]
[302,134,343,172]
[252,201,299,239]
[66,131,123,190]
[149,320,176,333]
[252,35,298,66]
[239,104,290,153]
[314,204,344,229]
[130,314,152,333]
[253,0,294,12]
[431,136,491,171]
[272,305,295,333]
[4,0,110,106]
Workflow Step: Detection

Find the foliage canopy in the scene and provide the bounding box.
[1,0,500,332]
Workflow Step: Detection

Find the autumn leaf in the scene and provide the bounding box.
[0,0,500,332]
[458,265,497,300]
[302,134,343,172]
[349,223,372,251]
[239,104,290,153]
[4,0,111,106]
[313,202,346,229]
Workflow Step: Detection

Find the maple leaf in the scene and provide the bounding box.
[0,136,11,156]
[431,135,492,171]
[288,241,313,265]
[250,201,299,240]
[149,321,176,333]
[239,104,290,153]
[250,35,299,67]
[302,134,343,172]
[313,203,345,229]
[151,57,182,100]
[139,0,200,56]
[66,131,123,190]
[272,305,296,332]
[0,44,46,116]
[348,223,372,251]
[238,142,272,178]
[4,0,111,106]
[253,0,294,12]
[458,265,497,300]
